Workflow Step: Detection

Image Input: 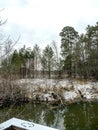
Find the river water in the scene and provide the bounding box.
[0,102,98,130]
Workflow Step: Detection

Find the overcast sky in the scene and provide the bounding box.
[0,0,98,49]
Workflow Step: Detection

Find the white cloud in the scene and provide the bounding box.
[0,0,98,49]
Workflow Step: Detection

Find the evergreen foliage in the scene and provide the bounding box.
[1,22,98,79]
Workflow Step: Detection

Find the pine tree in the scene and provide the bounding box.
[60,26,79,77]
[42,45,54,79]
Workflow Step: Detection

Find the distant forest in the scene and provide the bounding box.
[1,22,98,80]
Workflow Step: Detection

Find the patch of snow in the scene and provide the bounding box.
[14,78,98,103]
[63,91,77,100]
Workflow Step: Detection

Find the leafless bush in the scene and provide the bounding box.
[0,79,29,107]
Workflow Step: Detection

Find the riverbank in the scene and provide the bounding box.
[1,78,98,106]
[15,78,98,104]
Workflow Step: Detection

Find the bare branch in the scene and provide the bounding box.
[0,18,8,26]
[0,8,5,12]
[0,8,8,26]
[0,35,21,59]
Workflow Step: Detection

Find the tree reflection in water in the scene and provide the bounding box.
[0,102,98,130]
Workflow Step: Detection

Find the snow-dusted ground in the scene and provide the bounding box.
[15,79,98,104]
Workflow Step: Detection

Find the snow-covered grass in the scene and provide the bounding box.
[13,78,98,104]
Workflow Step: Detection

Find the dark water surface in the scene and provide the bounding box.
[0,102,98,130]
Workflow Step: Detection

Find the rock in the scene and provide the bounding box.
[92,85,98,93]
[67,83,74,91]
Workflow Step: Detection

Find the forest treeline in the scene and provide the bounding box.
[1,22,98,80]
